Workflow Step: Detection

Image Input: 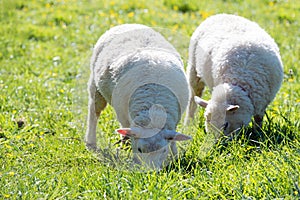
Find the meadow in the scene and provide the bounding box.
[0,0,299,199]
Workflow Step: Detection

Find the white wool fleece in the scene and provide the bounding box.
[91,25,188,128]
[86,24,191,169]
[186,14,284,134]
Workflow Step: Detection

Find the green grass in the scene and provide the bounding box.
[1,0,299,199]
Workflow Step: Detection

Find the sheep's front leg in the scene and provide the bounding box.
[85,77,107,151]
[253,114,263,132]
[170,141,178,159]
[184,64,205,125]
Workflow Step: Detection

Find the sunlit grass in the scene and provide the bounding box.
[0,0,299,199]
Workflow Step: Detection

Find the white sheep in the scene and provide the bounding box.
[85,24,191,169]
[185,14,284,136]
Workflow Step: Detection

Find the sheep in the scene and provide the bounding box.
[185,14,284,136]
[85,24,191,169]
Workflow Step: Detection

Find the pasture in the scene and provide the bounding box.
[0,0,299,199]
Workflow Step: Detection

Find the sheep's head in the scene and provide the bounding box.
[116,127,191,169]
[194,84,253,136]
[116,104,190,169]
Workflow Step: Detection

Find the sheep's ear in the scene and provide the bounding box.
[194,96,208,108]
[172,133,192,141]
[164,130,192,141]
[226,105,239,112]
[116,128,136,137]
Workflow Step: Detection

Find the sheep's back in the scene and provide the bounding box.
[90,24,188,127]
[91,24,179,88]
[128,83,181,130]
[191,14,283,113]
[191,14,280,88]
[109,50,189,127]
[214,39,283,113]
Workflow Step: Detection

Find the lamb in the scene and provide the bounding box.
[185,14,284,136]
[85,24,191,169]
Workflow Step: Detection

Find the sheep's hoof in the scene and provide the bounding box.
[85,143,98,152]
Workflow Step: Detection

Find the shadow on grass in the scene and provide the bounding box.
[164,112,300,173]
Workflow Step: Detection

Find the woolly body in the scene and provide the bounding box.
[86,24,190,169]
[186,14,283,134]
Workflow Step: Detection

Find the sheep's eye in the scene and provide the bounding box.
[137,148,142,153]
[165,136,174,140]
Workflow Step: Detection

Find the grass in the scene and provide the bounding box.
[0,0,299,199]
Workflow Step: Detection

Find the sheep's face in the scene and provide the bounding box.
[222,106,252,135]
[132,133,169,169]
[116,128,191,169]
[195,96,252,136]
[204,103,252,136]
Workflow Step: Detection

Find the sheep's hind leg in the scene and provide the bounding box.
[184,64,205,125]
[85,77,107,151]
